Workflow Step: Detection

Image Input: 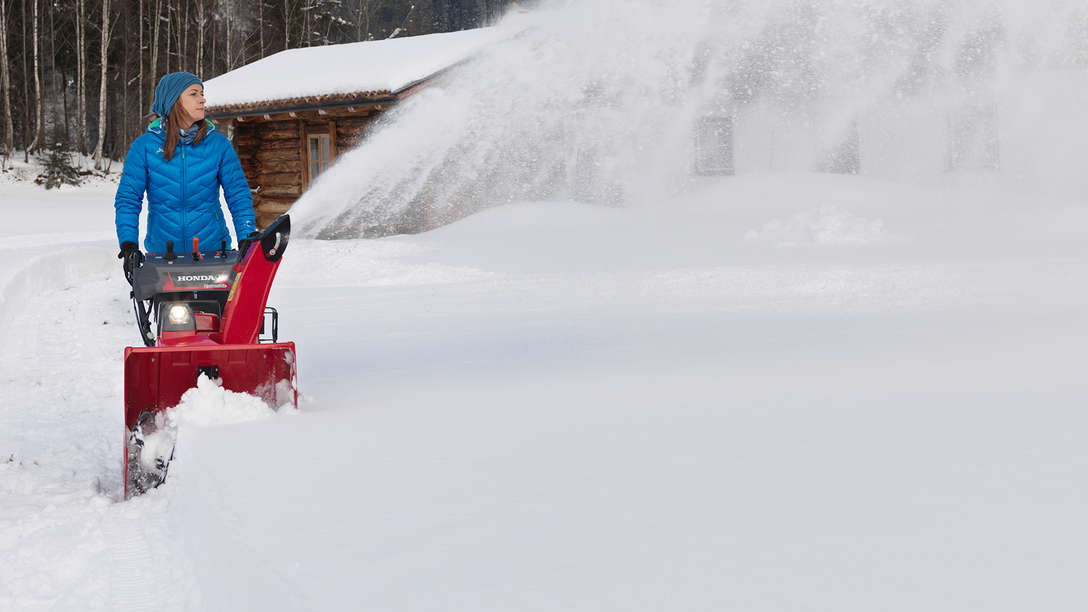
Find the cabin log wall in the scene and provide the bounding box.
[223,107,384,229]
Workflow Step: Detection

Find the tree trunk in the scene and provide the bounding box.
[29,0,42,154]
[283,0,289,49]
[121,5,128,150]
[94,0,110,169]
[150,0,161,99]
[259,0,264,58]
[196,0,205,76]
[49,0,57,145]
[210,8,216,76]
[164,2,170,74]
[225,3,232,70]
[325,5,334,44]
[354,0,363,41]
[138,0,143,121]
[62,69,69,144]
[0,0,14,152]
[175,3,184,74]
[77,0,87,154]
[21,0,29,160]
[182,0,189,74]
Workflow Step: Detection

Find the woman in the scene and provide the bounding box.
[115,71,256,281]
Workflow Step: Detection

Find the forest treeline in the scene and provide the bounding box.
[0,0,520,167]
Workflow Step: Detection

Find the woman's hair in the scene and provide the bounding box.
[147,98,208,161]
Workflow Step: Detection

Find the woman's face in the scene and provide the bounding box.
[178,84,205,124]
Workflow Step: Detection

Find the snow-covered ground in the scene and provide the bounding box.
[2,170,1087,610]
[5,0,1088,606]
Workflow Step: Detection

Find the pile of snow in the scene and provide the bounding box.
[137,376,290,473]
[172,375,283,428]
[743,205,891,247]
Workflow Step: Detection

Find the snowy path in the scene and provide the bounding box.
[3,177,1088,610]
[0,240,201,609]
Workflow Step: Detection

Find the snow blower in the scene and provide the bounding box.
[122,215,297,498]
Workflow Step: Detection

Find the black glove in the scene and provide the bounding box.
[118,241,144,285]
[236,230,262,257]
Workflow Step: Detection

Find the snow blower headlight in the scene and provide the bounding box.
[160,303,195,331]
[168,304,191,325]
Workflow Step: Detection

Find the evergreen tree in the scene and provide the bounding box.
[37,142,82,189]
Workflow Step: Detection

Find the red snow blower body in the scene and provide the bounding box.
[123,215,296,497]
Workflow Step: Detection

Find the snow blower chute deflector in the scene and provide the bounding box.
[122,214,296,498]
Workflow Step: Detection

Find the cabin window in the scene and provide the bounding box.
[693,115,734,175]
[308,134,332,181]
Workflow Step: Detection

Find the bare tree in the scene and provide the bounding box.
[28,0,41,153]
[164,1,170,73]
[48,0,57,144]
[149,0,161,96]
[77,0,87,154]
[210,5,216,75]
[0,0,14,152]
[94,0,110,169]
[224,1,246,71]
[138,0,144,118]
[302,0,309,47]
[257,0,266,57]
[258,0,264,57]
[225,1,232,70]
[20,0,28,160]
[182,0,189,73]
[353,0,371,41]
[174,3,182,74]
[196,0,206,75]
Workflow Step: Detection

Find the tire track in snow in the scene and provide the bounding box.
[105,508,160,608]
[104,498,202,611]
[0,243,201,608]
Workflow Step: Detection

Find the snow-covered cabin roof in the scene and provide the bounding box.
[204,25,514,117]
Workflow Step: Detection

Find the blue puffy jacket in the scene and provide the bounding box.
[115,118,256,253]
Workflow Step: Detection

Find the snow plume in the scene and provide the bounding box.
[292,0,1088,238]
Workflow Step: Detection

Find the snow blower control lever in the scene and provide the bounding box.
[122,215,297,498]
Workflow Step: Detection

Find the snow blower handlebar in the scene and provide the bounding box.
[222,218,291,344]
[126,216,292,347]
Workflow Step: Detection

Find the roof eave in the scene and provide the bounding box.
[206,92,399,120]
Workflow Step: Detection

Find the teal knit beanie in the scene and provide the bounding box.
[152,72,202,118]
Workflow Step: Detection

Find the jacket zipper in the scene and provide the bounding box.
[180,144,187,242]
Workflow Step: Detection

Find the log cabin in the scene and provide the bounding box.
[202,27,512,228]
